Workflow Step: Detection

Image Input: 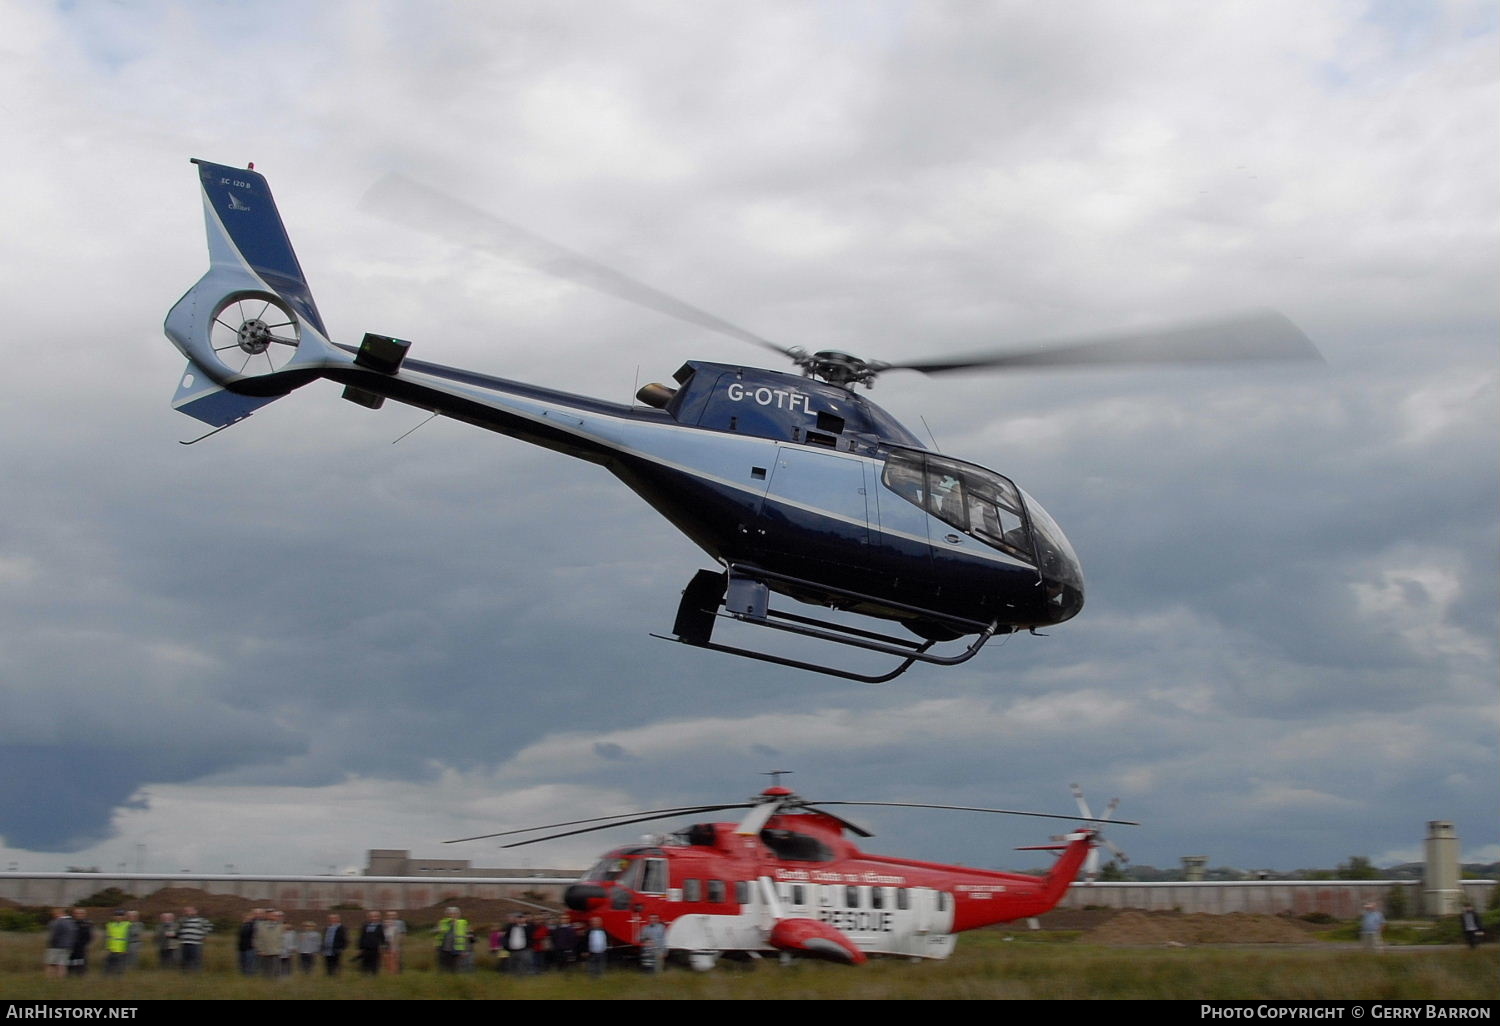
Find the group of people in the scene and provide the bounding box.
[436,908,617,975]
[44,904,629,976]
[44,906,213,976]
[235,908,407,976]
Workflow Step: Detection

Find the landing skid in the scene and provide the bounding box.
[653,566,1004,684]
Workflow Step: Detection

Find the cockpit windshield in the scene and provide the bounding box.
[583,856,635,884]
[1019,486,1083,593]
[882,449,1034,563]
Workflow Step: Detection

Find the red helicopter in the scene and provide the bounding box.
[454,776,1134,967]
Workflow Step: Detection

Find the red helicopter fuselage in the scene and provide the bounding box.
[562,786,1094,965]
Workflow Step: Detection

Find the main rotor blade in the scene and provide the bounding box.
[800,804,875,838]
[886,310,1320,376]
[818,800,1139,826]
[445,803,748,845]
[734,801,784,838]
[497,804,755,849]
[362,174,795,360]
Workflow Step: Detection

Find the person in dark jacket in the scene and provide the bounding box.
[357,910,386,974]
[68,908,93,976]
[45,909,76,979]
[322,913,348,975]
[1460,903,1485,949]
[238,910,259,974]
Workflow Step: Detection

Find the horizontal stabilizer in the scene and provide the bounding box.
[171,360,282,428]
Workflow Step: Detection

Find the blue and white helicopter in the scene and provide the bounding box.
[163,159,1316,682]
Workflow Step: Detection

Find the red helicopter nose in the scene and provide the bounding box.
[564,883,609,912]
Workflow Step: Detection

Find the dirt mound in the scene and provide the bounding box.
[1034,908,1122,931]
[1084,910,1316,946]
[133,887,259,919]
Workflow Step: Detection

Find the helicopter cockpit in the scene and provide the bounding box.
[881,448,1083,622]
[882,449,1032,561]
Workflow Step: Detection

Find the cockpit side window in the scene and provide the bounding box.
[926,465,967,528]
[882,450,1035,563]
[882,450,925,507]
[640,858,669,894]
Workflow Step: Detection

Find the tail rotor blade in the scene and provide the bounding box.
[1069,782,1095,822]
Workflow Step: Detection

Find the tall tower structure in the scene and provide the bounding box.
[1422,820,1461,916]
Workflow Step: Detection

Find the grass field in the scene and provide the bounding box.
[2,933,1496,1000]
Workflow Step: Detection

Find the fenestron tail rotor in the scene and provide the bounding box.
[208,292,301,376]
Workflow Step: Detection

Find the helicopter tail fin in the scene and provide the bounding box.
[163,159,349,430]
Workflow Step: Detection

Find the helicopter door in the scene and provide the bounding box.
[870,453,933,579]
[913,887,933,935]
[756,448,871,568]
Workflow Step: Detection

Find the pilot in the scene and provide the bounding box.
[930,474,963,523]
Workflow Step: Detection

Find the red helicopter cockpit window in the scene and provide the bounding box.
[882,450,1034,562]
[583,857,634,884]
[583,851,666,893]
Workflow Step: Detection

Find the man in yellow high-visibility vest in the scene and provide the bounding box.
[104,910,131,975]
[435,907,469,973]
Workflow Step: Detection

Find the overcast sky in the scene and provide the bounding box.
[0,0,1494,879]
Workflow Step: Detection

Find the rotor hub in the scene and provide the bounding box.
[208,293,301,376]
[797,350,885,388]
[235,318,274,355]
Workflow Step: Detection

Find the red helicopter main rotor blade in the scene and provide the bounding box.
[494,804,756,849]
[818,800,1139,826]
[445,803,750,845]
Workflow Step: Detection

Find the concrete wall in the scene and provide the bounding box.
[1056,879,1496,918]
[0,873,576,911]
[3,872,1493,917]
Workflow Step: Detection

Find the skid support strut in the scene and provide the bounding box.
[654,566,1004,684]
